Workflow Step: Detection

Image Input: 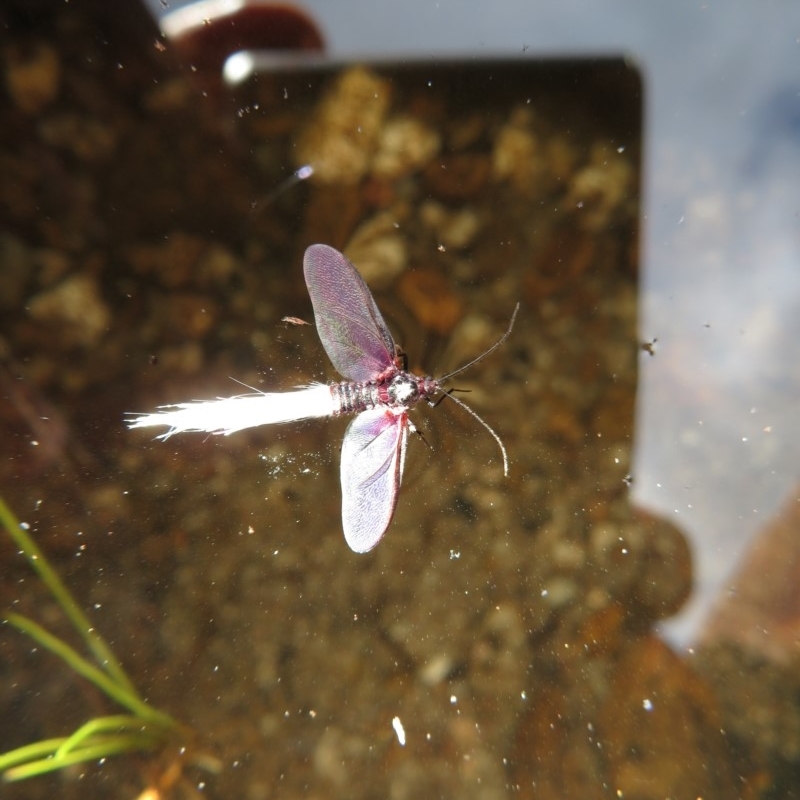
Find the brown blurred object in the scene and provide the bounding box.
[511,634,747,800]
[693,487,800,799]
[628,507,693,625]
[397,269,464,337]
[599,636,741,800]
[162,1,324,96]
[699,486,800,666]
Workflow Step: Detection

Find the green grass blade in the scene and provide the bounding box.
[4,612,177,730]
[0,496,136,694]
[0,495,189,786]
[55,714,161,757]
[0,738,67,773]
[3,732,161,782]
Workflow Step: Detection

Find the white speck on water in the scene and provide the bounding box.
[392,716,406,746]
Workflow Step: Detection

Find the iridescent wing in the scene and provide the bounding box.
[303,244,396,382]
[340,408,408,553]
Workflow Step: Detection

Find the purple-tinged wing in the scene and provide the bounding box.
[303,244,396,382]
[340,408,408,553]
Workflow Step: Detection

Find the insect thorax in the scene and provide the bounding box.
[330,373,437,416]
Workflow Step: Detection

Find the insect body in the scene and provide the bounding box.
[128,244,517,552]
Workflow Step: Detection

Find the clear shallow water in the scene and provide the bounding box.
[3,1,798,798]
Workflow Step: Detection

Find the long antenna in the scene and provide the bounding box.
[435,302,519,475]
[438,390,510,475]
[438,303,519,384]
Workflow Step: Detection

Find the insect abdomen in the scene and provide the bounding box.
[330,381,382,415]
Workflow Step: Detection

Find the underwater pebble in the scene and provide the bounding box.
[397,268,463,335]
[492,106,544,195]
[565,143,634,231]
[296,67,391,184]
[27,273,110,347]
[629,509,693,622]
[372,115,441,179]
[343,211,408,288]
[4,41,60,114]
[540,576,578,609]
[419,201,482,250]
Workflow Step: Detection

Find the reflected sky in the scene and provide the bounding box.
[145,0,800,644]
